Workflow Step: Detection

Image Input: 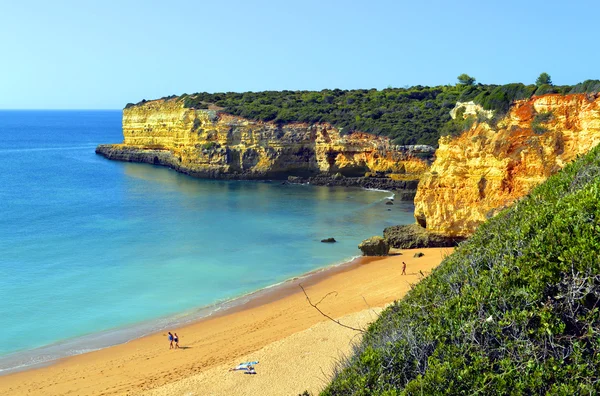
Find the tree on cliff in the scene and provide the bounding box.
[536,72,552,86]
[457,74,476,86]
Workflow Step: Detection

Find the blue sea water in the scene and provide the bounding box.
[0,110,414,372]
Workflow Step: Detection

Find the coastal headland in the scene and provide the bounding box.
[96,99,432,199]
[0,248,452,396]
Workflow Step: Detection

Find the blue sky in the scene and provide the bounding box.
[1,0,598,109]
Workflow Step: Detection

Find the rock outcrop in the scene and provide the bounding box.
[383,224,464,249]
[358,236,390,256]
[286,175,420,196]
[96,99,430,188]
[415,93,600,237]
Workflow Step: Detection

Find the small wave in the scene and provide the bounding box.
[364,187,393,194]
[363,188,395,202]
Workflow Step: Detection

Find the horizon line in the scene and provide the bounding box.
[0,108,122,111]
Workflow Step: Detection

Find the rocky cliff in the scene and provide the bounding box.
[96,99,430,191]
[414,93,600,237]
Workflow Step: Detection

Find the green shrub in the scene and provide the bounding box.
[531,111,554,134]
[474,83,537,114]
[323,144,600,395]
[534,84,560,96]
[569,79,600,94]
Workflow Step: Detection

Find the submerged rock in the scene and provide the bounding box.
[321,238,337,243]
[383,224,464,249]
[358,236,390,256]
[385,200,394,205]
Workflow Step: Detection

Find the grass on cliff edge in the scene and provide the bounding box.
[322,144,600,395]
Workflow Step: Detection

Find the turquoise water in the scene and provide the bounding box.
[0,110,414,371]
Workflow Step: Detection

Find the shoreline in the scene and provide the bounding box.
[0,181,402,376]
[0,253,369,376]
[0,247,453,396]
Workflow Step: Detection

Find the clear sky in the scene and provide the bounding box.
[1,0,598,109]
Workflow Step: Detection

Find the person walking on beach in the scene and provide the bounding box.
[402,261,407,275]
[168,332,174,349]
[174,332,179,349]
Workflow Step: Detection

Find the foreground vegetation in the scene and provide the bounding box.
[323,144,600,394]
[129,77,600,147]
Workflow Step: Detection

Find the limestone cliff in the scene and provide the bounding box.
[414,93,600,237]
[96,98,430,183]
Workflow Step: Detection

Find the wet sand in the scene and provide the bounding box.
[0,248,452,395]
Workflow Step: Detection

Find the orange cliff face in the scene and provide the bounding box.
[96,98,430,180]
[414,93,600,237]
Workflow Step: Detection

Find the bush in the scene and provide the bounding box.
[534,84,560,96]
[569,80,600,94]
[323,144,600,395]
[531,111,554,134]
[474,83,537,114]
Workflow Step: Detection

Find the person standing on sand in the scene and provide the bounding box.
[174,333,179,349]
[168,332,174,349]
[402,261,406,275]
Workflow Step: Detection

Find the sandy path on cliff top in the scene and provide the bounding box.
[0,248,452,396]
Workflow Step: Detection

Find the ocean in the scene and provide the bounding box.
[0,110,414,373]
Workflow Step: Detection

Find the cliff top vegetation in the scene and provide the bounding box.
[127,77,600,147]
[322,143,600,394]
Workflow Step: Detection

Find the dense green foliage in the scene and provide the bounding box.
[179,86,468,146]
[323,145,600,394]
[569,79,600,94]
[134,78,598,147]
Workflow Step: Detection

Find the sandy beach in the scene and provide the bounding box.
[0,248,452,396]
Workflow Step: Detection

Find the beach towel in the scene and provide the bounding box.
[230,361,259,372]
[238,361,259,366]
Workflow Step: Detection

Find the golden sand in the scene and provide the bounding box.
[0,248,452,395]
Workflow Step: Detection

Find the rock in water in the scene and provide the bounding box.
[385,200,394,205]
[358,236,390,256]
[413,252,425,258]
[321,238,337,243]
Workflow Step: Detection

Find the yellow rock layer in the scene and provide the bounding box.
[414,93,600,237]
[105,99,428,179]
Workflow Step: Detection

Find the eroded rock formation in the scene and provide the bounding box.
[96,99,430,188]
[415,93,600,237]
[358,236,390,256]
[383,224,464,249]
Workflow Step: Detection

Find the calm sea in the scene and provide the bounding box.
[0,110,414,372]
